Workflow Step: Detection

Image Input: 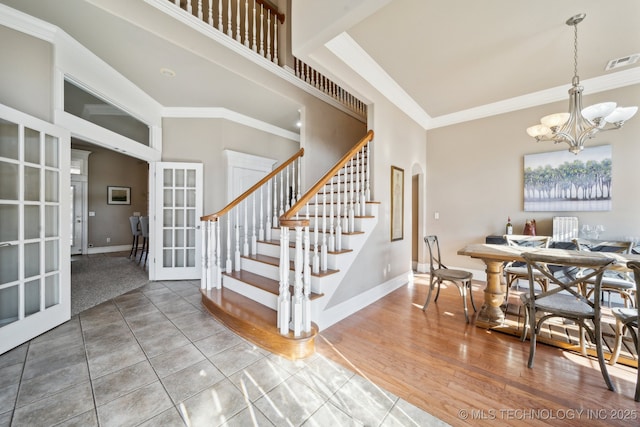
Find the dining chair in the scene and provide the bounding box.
[138,216,149,266]
[423,235,476,323]
[128,216,141,259]
[521,250,615,392]
[572,238,635,307]
[609,261,639,401]
[502,235,552,313]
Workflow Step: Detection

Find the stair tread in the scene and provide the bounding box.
[259,239,353,254]
[201,288,317,360]
[224,269,323,300]
[242,253,340,276]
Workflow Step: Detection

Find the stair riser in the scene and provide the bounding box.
[301,202,376,217]
[256,241,346,271]
[240,257,326,294]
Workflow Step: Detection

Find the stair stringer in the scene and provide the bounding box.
[307,204,379,327]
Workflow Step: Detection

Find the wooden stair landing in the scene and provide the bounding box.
[201,287,318,360]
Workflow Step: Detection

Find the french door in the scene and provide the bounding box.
[152,162,203,280]
[0,104,70,355]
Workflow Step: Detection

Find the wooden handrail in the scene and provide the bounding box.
[280,130,373,223]
[201,148,304,221]
[256,0,285,24]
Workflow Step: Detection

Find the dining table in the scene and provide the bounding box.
[457,243,640,329]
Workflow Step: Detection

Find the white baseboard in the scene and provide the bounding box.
[87,244,132,255]
[317,270,412,330]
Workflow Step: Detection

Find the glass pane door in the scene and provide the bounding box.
[152,162,202,280]
[0,105,70,355]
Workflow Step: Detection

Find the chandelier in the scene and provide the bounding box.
[526,13,637,154]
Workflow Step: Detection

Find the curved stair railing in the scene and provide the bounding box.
[200,148,304,291]
[278,130,374,336]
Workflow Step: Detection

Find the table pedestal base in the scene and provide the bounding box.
[475,259,506,328]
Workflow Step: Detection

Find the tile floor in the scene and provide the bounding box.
[0,280,447,426]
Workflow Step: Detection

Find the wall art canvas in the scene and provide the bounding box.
[524,145,611,212]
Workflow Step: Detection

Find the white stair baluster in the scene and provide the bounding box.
[303,225,311,332]
[243,200,249,256]
[278,225,291,335]
[187,0,193,13]
[349,157,355,233]
[266,180,272,240]
[312,195,319,274]
[342,163,349,233]
[365,143,371,202]
[297,157,302,202]
[285,164,290,210]
[321,192,327,271]
[208,0,213,26]
[290,161,296,206]
[259,185,265,241]
[360,146,367,214]
[226,215,232,273]
[217,0,223,31]
[328,177,335,252]
[251,193,257,255]
[272,177,278,228]
[197,0,203,19]
[279,171,284,216]
[355,151,361,217]
[215,219,222,288]
[201,219,208,290]
[291,226,303,337]
[336,167,342,251]
[234,208,241,270]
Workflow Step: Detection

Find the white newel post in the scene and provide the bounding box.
[201,219,209,290]
[291,226,304,336]
[215,219,222,288]
[278,225,291,335]
[303,225,312,332]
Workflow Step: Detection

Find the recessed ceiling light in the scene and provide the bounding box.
[160,68,176,77]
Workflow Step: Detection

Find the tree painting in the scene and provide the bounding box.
[524,145,611,211]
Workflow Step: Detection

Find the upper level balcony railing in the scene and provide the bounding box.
[168,0,366,119]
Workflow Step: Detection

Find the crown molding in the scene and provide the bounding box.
[162,107,301,142]
[0,3,58,42]
[324,30,640,131]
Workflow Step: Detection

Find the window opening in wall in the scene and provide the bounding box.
[63,79,150,146]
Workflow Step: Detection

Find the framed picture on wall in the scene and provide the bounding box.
[107,186,131,205]
[524,144,612,211]
[391,166,404,241]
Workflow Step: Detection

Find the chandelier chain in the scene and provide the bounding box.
[573,21,579,81]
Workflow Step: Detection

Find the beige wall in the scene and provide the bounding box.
[0,25,52,121]
[327,98,427,306]
[82,144,149,248]
[162,118,300,215]
[426,84,640,272]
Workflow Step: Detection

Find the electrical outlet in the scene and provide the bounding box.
[106,237,111,243]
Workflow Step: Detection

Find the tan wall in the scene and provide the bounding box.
[426,84,640,272]
[83,145,149,248]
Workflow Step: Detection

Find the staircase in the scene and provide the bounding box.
[200,131,376,359]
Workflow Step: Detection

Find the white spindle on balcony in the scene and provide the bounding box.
[217,0,223,31]
[259,4,265,57]
[251,193,257,255]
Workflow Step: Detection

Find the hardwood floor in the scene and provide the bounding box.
[315,274,639,426]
